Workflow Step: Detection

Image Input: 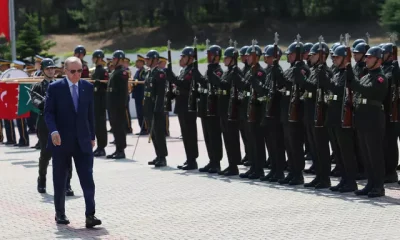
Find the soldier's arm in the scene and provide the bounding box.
[251,70,267,95]
[351,74,387,99]
[31,83,44,110]
[208,69,223,87]
[154,70,166,112]
[119,71,129,106]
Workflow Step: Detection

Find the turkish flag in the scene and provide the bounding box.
[0,83,29,119]
[0,0,10,41]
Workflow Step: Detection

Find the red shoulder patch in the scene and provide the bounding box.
[123,71,127,75]
[377,76,384,83]
[159,73,165,78]
[216,71,222,76]
[257,71,263,76]
[301,69,306,76]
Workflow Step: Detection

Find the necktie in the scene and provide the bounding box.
[72,84,78,112]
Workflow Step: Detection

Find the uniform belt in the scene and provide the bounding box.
[198,87,208,94]
[257,96,267,101]
[302,91,313,99]
[356,98,383,109]
[217,89,228,95]
[242,91,251,98]
[280,90,291,96]
[326,94,338,101]
[144,91,151,97]
[107,87,113,92]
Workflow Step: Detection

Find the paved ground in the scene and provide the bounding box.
[1,117,400,240]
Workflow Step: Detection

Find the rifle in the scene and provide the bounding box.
[390,33,399,122]
[288,34,302,122]
[341,33,353,128]
[206,39,217,116]
[247,39,258,122]
[265,32,279,118]
[188,37,198,112]
[164,40,173,112]
[314,36,326,127]
[228,40,239,121]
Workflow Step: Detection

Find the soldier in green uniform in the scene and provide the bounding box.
[143,50,168,167]
[320,45,358,192]
[380,43,399,183]
[238,46,251,166]
[299,41,332,189]
[158,56,170,137]
[166,47,199,170]
[91,50,109,157]
[351,46,387,197]
[32,58,74,195]
[106,50,128,159]
[123,58,133,134]
[239,44,267,179]
[195,45,224,174]
[73,45,90,78]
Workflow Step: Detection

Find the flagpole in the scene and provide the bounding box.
[9,0,16,61]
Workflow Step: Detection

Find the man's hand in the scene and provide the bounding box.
[51,132,61,146]
[91,140,95,148]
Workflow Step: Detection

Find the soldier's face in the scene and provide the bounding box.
[158,62,166,69]
[44,68,55,77]
[365,56,380,69]
[240,55,247,63]
[309,54,319,65]
[332,56,344,67]
[287,53,296,63]
[383,52,391,61]
[353,53,363,62]
[303,53,310,60]
[223,57,232,66]
[246,56,253,65]
[179,56,189,67]
[263,56,273,65]
[74,53,84,59]
[135,61,144,68]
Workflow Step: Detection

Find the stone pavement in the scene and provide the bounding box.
[1,117,400,240]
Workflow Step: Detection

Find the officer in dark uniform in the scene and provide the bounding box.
[106,50,129,159]
[380,43,399,183]
[300,41,332,189]
[238,46,251,166]
[91,50,109,157]
[351,46,387,197]
[27,55,44,135]
[277,40,310,185]
[143,50,168,167]
[257,45,286,182]
[195,45,224,174]
[166,47,199,170]
[239,44,267,179]
[123,58,133,134]
[320,45,358,192]
[73,45,90,78]
[158,56,170,137]
[31,58,74,195]
[329,43,341,74]
[132,55,148,135]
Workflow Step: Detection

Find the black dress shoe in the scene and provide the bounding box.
[208,164,221,174]
[354,186,372,196]
[55,214,70,225]
[106,152,117,159]
[148,157,158,165]
[367,188,385,198]
[315,181,331,189]
[330,179,345,192]
[269,173,285,182]
[199,163,212,173]
[218,167,230,175]
[177,161,187,169]
[288,175,304,185]
[93,149,106,157]
[113,152,126,159]
[278,173,293,185]
[181,161,198,170]
[384,172,398,183]
[339,183,358,193]
[4,141,16,145]
[66,187,74,197]
[14,143,29,147]
[154,158,167,167]
[304,177,319,188]
[224,168,239,176]
[86,215,102,228]
[260,171,275,181]
[248,171,264,180]
[37,177,46,193]
[239,169,254,178]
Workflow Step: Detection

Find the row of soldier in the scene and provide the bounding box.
[140,33,399,198]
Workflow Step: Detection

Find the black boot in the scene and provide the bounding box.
[93,148,106,157]
[154,157,167,167]
[37,177,46,193]
[148,157,158,165]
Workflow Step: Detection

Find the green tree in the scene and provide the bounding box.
[380,0,400,32]
[0,36,12,60]
[16,14,56,60]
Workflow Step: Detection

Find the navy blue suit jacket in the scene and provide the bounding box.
[44,78,95,154]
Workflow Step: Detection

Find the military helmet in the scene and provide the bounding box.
[366,46,383,59]
[352,42,368,54]
[285,42,304,55]
[145,50,160,59]
[208,45,222,57]
[112,50,125,59]
[332,45,347,57]
[92,49,104,59]
[330,42,340,54]
[180,47,195,57]
[264,45,282,57]
[303,42,314,53]
[40,58,56,70]
[224,47,236,57]
[239,46,249,56]
[309,42,330,55]
[381,43,393,55]
[74,45,86,55]
[352,39,366,51]
[245,45,262,56]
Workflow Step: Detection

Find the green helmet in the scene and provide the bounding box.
[352,39,366,51]
[112,50,125,59]
[224,47,236,57]
[285,42,304,55]
[365,46,383,59]
[239,46,248,56]
[352,42,368,54]
[40,58,56,70]
[309,42,329,55]
[181,47,195,57]
[245,45,262,56]
[145,50,160,59]
[332,45,347,57]
[264,45,282,57]
[92,49,104,59]
[208,45,222,57]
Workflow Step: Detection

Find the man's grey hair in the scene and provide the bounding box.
[64,56,82,69]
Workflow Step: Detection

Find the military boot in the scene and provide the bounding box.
[288,174,304,185]
[329,179,345,192]
[367,188,385,198]
[269,172,285,182]
[278,173,294,185]
[199,162,212,173]
[304,177,320,188]
[354,184,373,196]
[37,177,46,193]
[148,157,158,165]
[260,170,275,181]
[154,157,167,167]
[181,160,198,170]
[239,169,254,178]
[208,162,221,174]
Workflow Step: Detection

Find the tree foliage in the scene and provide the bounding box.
[380,0,400,33]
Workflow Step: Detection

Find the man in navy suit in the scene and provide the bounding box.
[45,56,101,228]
